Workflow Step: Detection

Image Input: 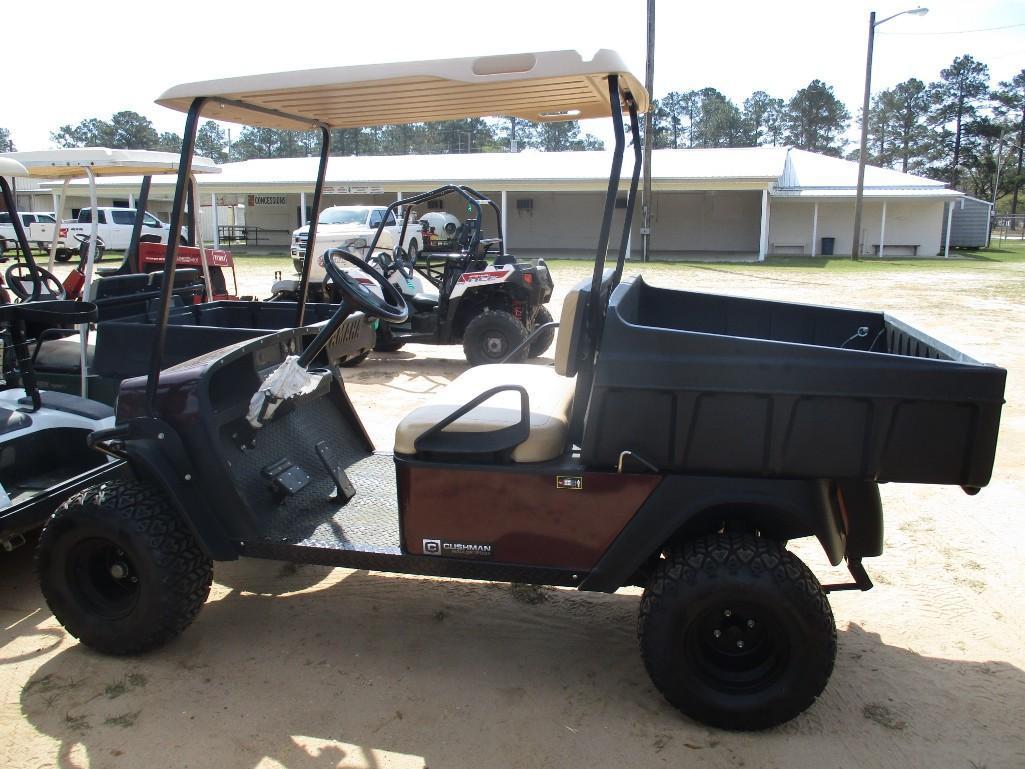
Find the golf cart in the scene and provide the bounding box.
[0,158,125,551]
[0,149,375,404]
[33,51,1005,731]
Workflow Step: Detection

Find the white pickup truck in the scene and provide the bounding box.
[0,211,65,257]
[64,207,179,254]
[290,205,420,282]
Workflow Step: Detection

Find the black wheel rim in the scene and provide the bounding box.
[683,601,790,694]
[67,538,141,620]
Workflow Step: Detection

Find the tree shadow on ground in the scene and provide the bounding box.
[11,566,1025,769]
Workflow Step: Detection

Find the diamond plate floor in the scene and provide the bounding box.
[224,397,401,554]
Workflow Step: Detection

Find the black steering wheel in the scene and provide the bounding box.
[73,232,106,262]
[322,248,408,324]
[4,262,66,301]
[391,246,414,279]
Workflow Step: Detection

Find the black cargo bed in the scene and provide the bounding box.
[581,277,1005,488]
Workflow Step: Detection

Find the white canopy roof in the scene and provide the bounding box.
[0,148,219,179]
[0,157,29,177]
[156,50,647,130]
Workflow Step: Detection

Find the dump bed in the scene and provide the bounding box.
[581,277,1005,488]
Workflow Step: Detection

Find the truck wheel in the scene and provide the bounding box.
[36,480,212,655]
[638,533,836,730]
[527,306,555,358]
[407,240,419,262]
[55,248,72,263]
[373,326,405,352]
[463,309,528,366]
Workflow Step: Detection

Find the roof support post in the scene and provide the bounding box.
[47,178,69,271]
[589,74,625,334]
[501,190,508,250]
[191,175,214,300]
[127,175,152,272]
[186,176,197,247]
[878,200,887,258]
[0,176,38,296]
[944,201,954,258]
[613,98,642,285]
[146,96,206,414]
[300,191,307,227]
[296,126,331,329]
[811,201,819,257]
[78,167,100,397]
[211,193,220,249]
[758,189,769,261]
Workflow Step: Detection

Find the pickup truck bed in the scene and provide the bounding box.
[582,277,1005,488]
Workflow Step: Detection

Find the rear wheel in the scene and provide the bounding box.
[462,308,527,366]
[407,240,419,263]
[55,248,72,263]
[527,306,555,358]
[36,480,212,655]
[638,533,836,730]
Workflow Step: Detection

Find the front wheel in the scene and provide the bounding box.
[407,240,419,263]
[462,308,528,366]
[36,480,213,655]
[638,533,836,730]
[373,325,405,352]
[339,349,370,367]
[55,248,73,263]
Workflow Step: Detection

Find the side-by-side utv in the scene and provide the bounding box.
[33,51,1005,731]
[355,183,555,365]
[274,183,555,365]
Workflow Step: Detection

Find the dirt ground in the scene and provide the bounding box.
[2,257,1024,769]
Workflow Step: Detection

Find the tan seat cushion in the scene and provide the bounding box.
[394,363,574,462]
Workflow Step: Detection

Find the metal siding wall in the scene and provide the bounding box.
[943,199,990,248]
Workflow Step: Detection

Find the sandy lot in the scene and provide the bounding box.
[2,257,1024,769]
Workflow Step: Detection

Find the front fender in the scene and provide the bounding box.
[121,418,238,561]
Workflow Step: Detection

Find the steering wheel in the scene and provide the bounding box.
[322,248,408,324]
[73,232,106,262]
[4,262,66,301]
[391,245,414,279]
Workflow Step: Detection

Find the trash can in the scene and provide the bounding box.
[821,236,835,256]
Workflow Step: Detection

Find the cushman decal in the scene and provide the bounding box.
[422,538,493,559]
[556,476,583,490]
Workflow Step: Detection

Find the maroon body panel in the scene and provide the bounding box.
[398,463,661,571]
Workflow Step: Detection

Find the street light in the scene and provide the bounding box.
[851,6,928,260]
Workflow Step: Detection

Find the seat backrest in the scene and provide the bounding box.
[89,273,150,301]
[554,278,592,377]
[148,268,201,289]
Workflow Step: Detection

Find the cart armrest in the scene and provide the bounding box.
[413,384,529,456]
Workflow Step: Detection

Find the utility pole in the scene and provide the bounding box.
[640,0,655,262]
[852,7,928,260]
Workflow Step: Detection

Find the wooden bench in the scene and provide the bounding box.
[872,244,919,256]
